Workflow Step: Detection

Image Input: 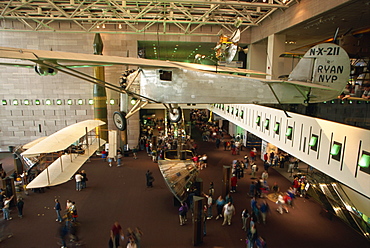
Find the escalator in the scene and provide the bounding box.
[306,171,369,240]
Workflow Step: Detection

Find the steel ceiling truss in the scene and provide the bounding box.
[0,0,294,35]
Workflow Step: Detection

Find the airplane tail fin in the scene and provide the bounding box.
[288,43,350,102]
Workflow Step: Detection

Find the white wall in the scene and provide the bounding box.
[211,104,370,198]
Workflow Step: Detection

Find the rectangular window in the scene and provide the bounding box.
[159,70,172,81]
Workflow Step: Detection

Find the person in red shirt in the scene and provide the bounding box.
[110,221,124,248]
[230,174,237,193]
[293,177,300,195]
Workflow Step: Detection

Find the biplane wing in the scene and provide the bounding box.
[21,120,106,188]
[22,120,105,157]
[26,137,105,188]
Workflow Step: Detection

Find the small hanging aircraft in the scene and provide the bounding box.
[213,28,241,64]
[0,42,350,126]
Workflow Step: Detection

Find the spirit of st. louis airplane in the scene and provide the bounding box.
[0,42,350,125]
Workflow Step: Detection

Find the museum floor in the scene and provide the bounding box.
[0,130,369,248]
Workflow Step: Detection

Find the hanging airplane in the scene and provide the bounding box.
[0,42,350,127]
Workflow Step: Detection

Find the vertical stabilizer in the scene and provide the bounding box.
[289,43,350,102]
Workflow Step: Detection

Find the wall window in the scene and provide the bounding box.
[12,99,19,105]
[88,99,94,105]
[2,100,7,105]
[240,110,244,119]
[35,99,41,105]
[67,99,73,105]
[330,142,342,161]
[45,99,52,105]
[56,99,63,105]
[109,99,115,105]
[24,99,30,105]
[231,107,234,115]
[78,99,84,105]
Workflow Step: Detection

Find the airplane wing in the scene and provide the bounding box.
[0,46,267,75]
[265,80,337,91]
[26,137,105,188]
[171,61,268,75]
[22,119,105,157]
[22,137,48,150]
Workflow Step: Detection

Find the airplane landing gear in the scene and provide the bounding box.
[113,111,127,131]
[167,105,182,123]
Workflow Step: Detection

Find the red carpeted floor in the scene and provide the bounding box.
[1,128,369,248]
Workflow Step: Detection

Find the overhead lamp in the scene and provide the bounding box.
[309,136,318,147]
[102,24,106,29]
[118,24,122,29]
[285,127,293,138]
[330,144,341,156]
[130,98,137,105]
[264,119,269,129]
[274,123,280,133]
[255,116,261,125]
[358,154,370,168]
[97,25,100,29]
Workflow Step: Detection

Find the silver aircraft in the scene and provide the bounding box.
[0,42,350,123]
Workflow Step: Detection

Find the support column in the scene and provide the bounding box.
[93,33,108,143]
[266,34,286,80]
[222,165,231,197]
[192,196,204,246]
[247,42,267,77]
[120,93,129,151]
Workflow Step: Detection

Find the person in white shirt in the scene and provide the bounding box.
[2,195,14,220]
[75,172,83,191]
[222,202,235,226]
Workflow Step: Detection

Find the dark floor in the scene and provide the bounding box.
[1,129,369,248]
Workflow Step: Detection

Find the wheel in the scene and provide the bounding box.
[168,107,182,123]
[113,111,127,131]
